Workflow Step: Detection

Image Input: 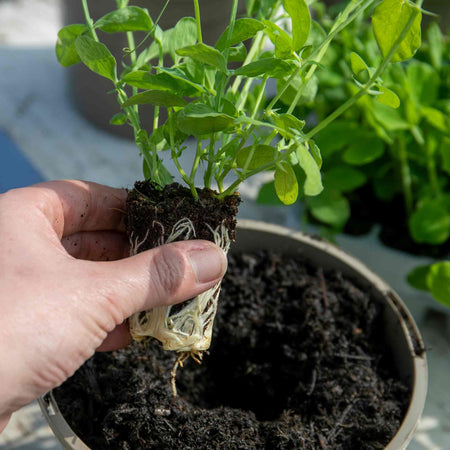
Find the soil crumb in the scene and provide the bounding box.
[54,250,410,449]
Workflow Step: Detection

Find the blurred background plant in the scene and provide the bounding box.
[258,0,450,307]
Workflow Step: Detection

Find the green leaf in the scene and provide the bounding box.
[307,189,350,229]
[236,145,276,170]
[372,102,410,131]
[262,20,293,59]
[109,112,127,125]
[121,71,180,91]
[343,134,385,165]
[350,52,369,78]
[296,144,323,196]
[228,43,248,62]
[159,67,207,94]
[121,90,187,108]
[55,24,87,67]
[323,166,367,192]
[407,264,432,291]
[427,262,450,307]
[177,103,235,136]
[277,74,318,105]
[143,157,152,180]
[372,0,422,63]
[406,61,440,106]
[310,142,322,170]
[95,6,153,33]
[75,35,117,82]
[426,22,443,70]
[169,17,198,62]
[421,106,449,133]
[274,161,298,205]
[177,43,227,73]
[272,113,305,139]
[162,112,187,148]
[233,58,296,78]
[376,86,400,108]
[220,99,239,118]
[315,121,359,158]
[257,181,284,205]
[284,0,311,52]
[149,126,171,152]
[215,18,265,51]
[409,199,450,244]
[153,159,174,187]
[440,137,450,174]
[373,166,399,200]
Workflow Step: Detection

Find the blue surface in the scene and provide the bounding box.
[0,129,44,193]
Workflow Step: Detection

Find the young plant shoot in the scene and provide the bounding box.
[57,0,422,394]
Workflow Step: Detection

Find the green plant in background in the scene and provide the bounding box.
[258,1,449,306]
[56,0,424,368]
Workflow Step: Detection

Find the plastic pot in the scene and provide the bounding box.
[39,219,427,449]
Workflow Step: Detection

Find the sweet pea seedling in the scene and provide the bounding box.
[57,0,423,392]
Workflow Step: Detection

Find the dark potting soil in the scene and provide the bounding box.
[54,250,410,450]
[125,181,240,251]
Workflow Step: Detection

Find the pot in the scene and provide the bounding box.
[39,219,427,449]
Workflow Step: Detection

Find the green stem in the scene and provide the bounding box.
[251,77,268,119]
[81,0,99,42]
[190,139,203,183]
[246,0,256,16]
[152,43,165,131]
[204,136,216,189]
[193,0,202,44]
[168,111,197,198]
[126,31,139,115]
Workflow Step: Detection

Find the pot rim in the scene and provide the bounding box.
[39,219,427,450]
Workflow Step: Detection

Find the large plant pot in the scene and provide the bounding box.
[63,0,245,138]
[39,219,427,449]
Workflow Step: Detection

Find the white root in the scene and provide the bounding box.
[128,218,231,359]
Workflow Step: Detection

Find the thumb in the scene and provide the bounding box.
[93,239,228,323]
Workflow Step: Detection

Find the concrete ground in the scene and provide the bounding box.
[0,1,448,448]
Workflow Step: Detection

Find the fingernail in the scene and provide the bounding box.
[188,244,227,284]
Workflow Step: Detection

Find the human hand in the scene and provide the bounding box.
[0,180,227,431]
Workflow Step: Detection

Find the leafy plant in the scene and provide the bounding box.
[57,0,424,368]
[258,1,449,306]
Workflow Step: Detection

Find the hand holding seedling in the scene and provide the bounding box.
[54,0,423,389]
[0,180,226,431]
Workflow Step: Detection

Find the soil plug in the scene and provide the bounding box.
[125,182,239,395]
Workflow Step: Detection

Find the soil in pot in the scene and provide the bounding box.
[54,249,410,449]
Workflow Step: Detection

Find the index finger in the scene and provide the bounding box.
[29,180,128,237]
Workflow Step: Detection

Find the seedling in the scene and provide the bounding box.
[57,0,422,394]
